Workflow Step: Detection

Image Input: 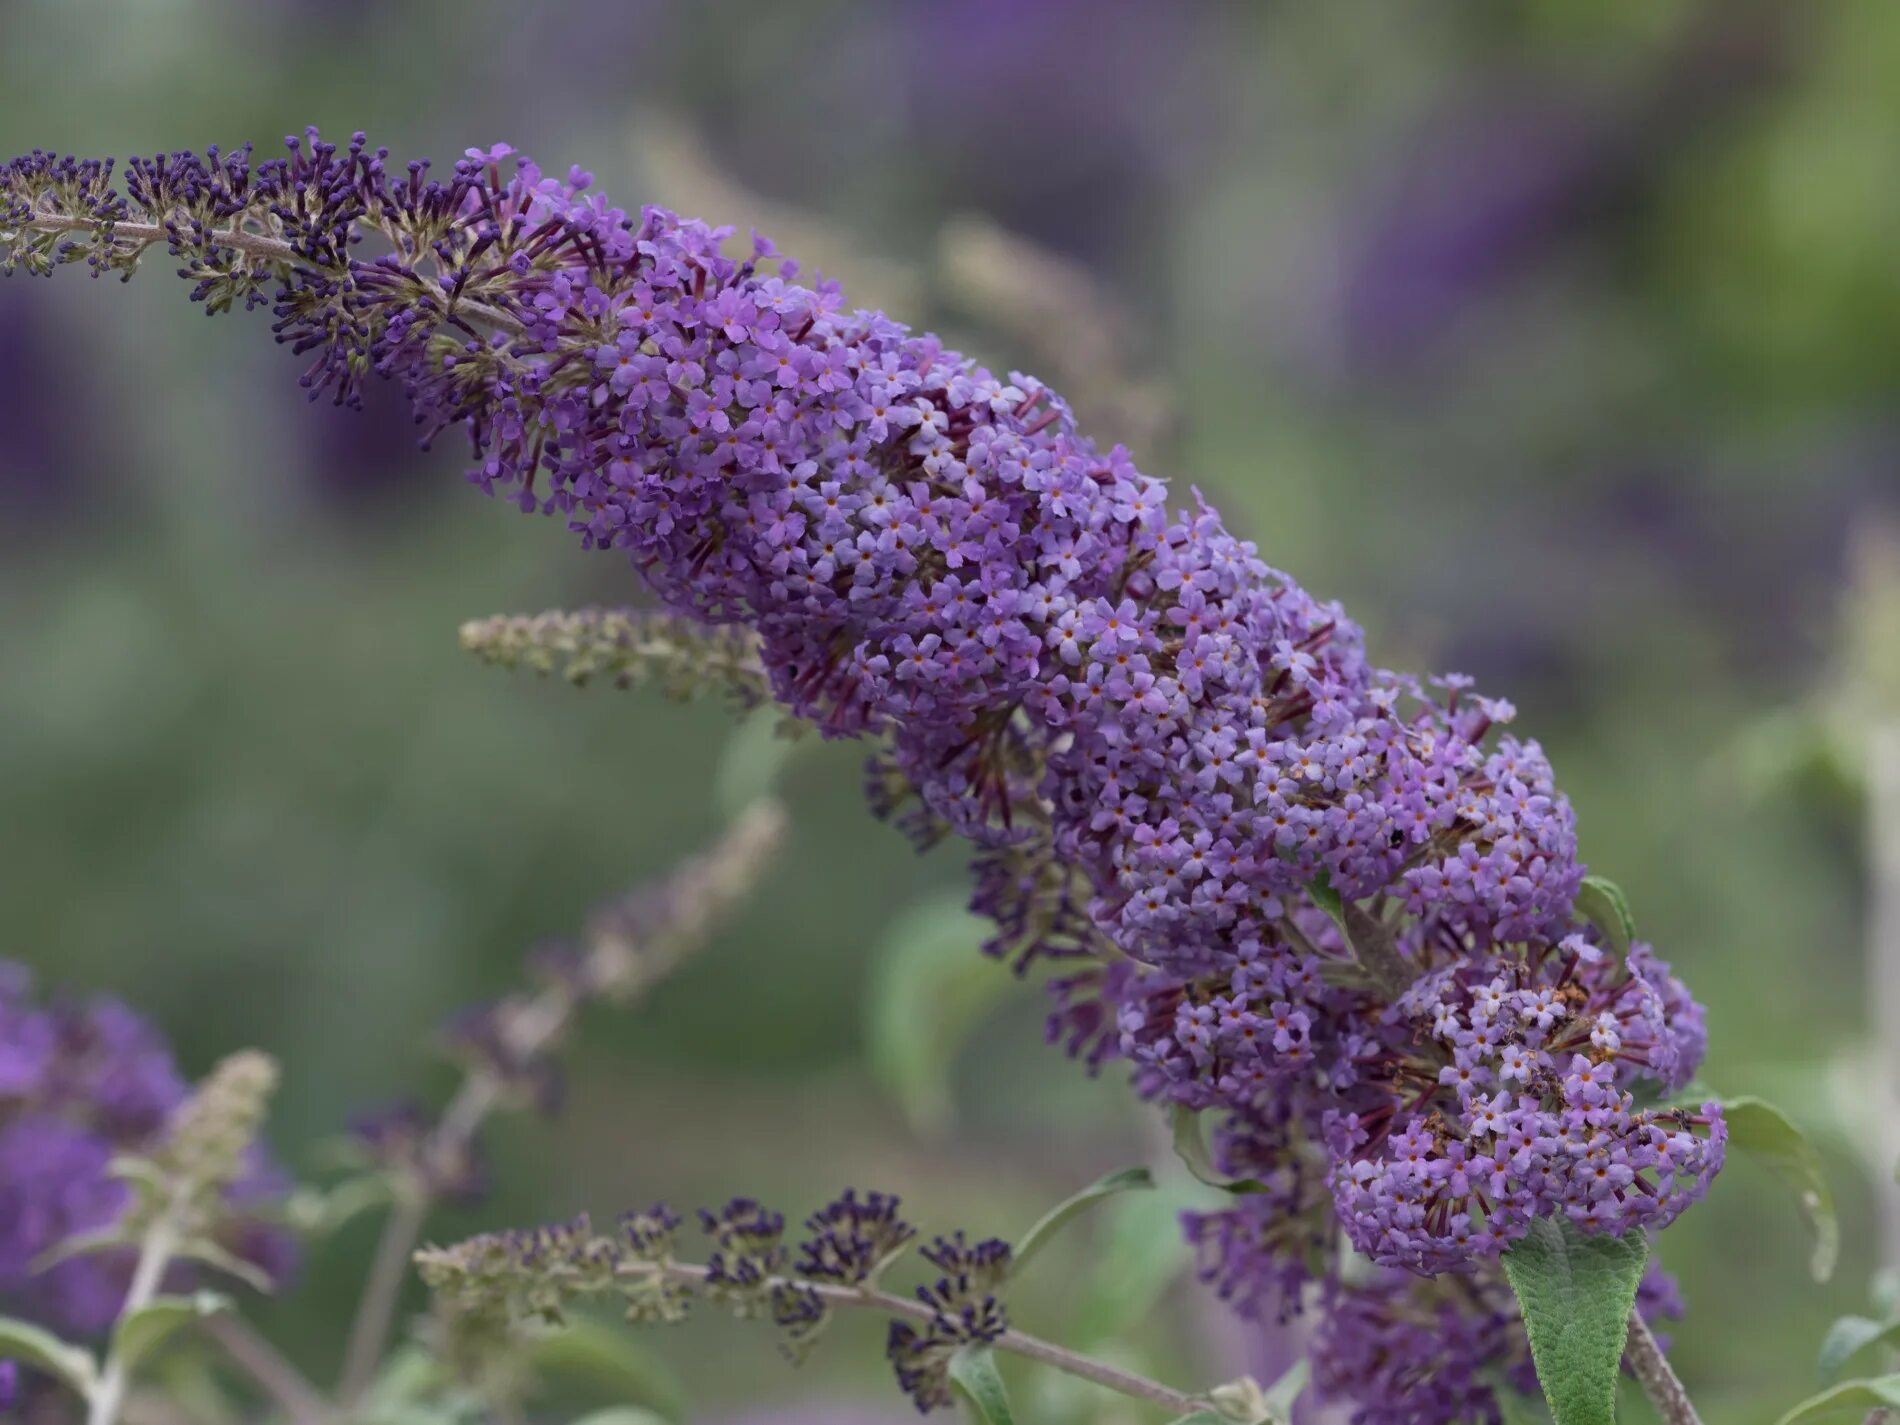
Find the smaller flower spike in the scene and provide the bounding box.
[459,606,771,703]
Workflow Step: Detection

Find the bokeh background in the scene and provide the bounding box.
[3,1,1898,1420]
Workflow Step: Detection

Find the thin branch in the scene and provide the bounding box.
[337,979,577,1406]
[336,1188,432,1406]
[17,213,525,334]
[1624,1309,1702,1425]
[202,1314,333,1425]
[651,1262,1202,1416]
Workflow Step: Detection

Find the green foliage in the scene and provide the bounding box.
[1574,876,1635,959]
[1008,1166,1154,1281]
[1069,1187,1197,1346]
[110,1291,231,1377]
[1819,1315,1900,1382]
[0,1315,99,1397]
[1774,1376,1900,1425]
[1168,1104,1263,1193]
[1720,1096,1839,1282]
[1501,1218,1649,1425]
[522,1315,687,1421]
[948,1345,1017,1425]
[865,890,1012,1132]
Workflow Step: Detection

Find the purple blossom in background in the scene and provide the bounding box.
[0,133,1726,1420]
[1339,91,1631,368]
[0,287,101,533]
[0,961,295,1337]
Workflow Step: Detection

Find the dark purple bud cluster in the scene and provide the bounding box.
[699,1197,788,1312]
[347,1100,487,1205]
[438,1002,565,1116]
[794,1188,918,1285]
[887,1233,1014,1413]
[2,133,1724,1424]
[424,1189,1008,1409]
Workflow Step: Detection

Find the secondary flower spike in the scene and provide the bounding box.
[2,132,1723,1422]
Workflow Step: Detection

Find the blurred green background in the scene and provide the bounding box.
[3,1,1897,1420]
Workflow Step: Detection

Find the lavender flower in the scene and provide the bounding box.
[0,133,1724,1418]
[0,964,295,1336]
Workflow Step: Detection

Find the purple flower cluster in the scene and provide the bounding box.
[0,134,1723,1420]
[0,962,294,1337]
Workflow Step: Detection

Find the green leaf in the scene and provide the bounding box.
[1070,1188,1197,1345]
[31,1224,130,1272]
[1169,1104,1264,1194]
[1259,1358,1310,1422]
[0,1315,99,1397]
[1009,1166,1154,1280]
[1775,1376,1900,1425]
[112,1291,231,1376]
[361,1344,449,1413]
[1501,1218,1648,1425]
[176,1238,278,1294]
[713,708,801,819]
[523,1314,686,1420]
[865,891,1013,1133]
[285,1174,396,1237]
[1820,1315,1900,1381]
[1574,876,1635,958]
[1722,1095,1839,1282]
[1306,871,1346,928]
[948,1345,1016,1425]
[566,1412,674,1425]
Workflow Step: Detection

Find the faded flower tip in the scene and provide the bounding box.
[164,1049,279,1195]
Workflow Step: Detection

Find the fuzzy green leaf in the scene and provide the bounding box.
[1501,1219,1648,1425]
[865,892,1011,1133]
[1776,1376,1900,1425]
[1168,1105,1264,1194]
[949,1345,1016,1425]
[1820,1315,1900,1381]
[1009,1166,1154,1281]
[0,1315,99,1397]
[1574,876,1635,958]
[566,1412,673,1425]
[1722,1095,1838,1282]
[112,1292,231,1376]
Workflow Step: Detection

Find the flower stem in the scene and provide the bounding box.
[336,1186,432,1406]
[1624,1309,1702,1425]
[202,1314,334,1425]
[652,1262,1202,1416]
[85,1213,180,1425]
[336,974,578,1405]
